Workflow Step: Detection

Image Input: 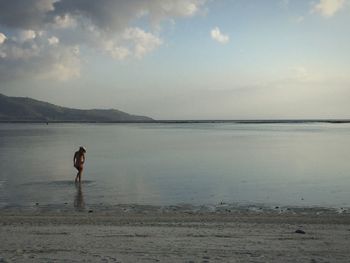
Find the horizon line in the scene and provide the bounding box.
[1,119,350,124]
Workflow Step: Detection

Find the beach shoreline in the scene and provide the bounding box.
[1,209,350,262]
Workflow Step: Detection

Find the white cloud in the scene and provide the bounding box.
[123,27,163,58]
[18,30,36,42]
[0,32,6,44]
[53,14,77,29]
[103,40,130,60]
[48,36,59,45]
[210,27,229,44]
[0,31,80,81]
[312,0,346,17]
[100,27,162,60]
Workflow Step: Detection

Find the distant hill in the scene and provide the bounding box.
[0,94,153,122]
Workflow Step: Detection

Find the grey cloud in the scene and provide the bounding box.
[52,0,204,32]
[0,0,205,31]
[52,0,140,32]
[0,0,206,82]
[0,0,54,30]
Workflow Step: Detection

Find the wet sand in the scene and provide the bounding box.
[1,209,350,262]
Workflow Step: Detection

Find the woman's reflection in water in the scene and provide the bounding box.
[74,182,85,211]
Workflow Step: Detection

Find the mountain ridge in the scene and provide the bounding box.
[0,93,153,122]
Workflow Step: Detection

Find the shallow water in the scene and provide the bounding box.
[1,123,350,209]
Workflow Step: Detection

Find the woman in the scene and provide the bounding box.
[73,146,86,183]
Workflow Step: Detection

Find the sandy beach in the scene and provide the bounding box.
[1,207,350,263]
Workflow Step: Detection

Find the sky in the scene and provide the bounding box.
[0,0,349,120]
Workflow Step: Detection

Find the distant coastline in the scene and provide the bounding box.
[1,119,350,124]
[1,93,350,124]
[0,93,152,122]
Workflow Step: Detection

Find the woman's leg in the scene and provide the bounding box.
[78,167,83,182]
[75,166,80,183]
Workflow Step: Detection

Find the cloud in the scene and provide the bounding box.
[210,27,229,44]
[123,27,163,58]
[51,0,204,32]
[0,31,80,81]
[18,30,37,42]
[0,33,7,44]
[48,36,59,45]
[0,0,54,29]
[0,0,206,82]
[53,14,77,29]
[312,0,346,17]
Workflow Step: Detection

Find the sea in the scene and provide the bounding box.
[1,122,350,211]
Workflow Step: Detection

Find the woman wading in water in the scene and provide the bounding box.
[73,146,86,183]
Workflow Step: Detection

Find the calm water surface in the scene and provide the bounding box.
[1,123,350,209]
